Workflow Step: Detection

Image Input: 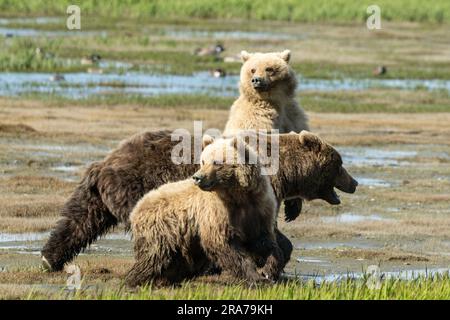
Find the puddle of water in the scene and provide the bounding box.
[52,165,81,173]
[300,77,450,92]
[0,232,49,242]
[296,239,381,250]
[0,232,130,243]
[356,177,391,187]
[0,17,62,25]
[0,232,132,255]
[163,28,304,40]
[296,257,327,264]
[287,268,450,284]
[339,147,417,167]
[0,72,239,98]
[321,213,391,224]
[2,72,450,99]
[19,143,109,154]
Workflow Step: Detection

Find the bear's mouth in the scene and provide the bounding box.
[197,180,216,191]
[321,188,341,205]
[253,83,270,92]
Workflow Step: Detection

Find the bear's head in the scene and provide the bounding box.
[288,131,358,205]
[239,50,297,99]
[192,135,261,192]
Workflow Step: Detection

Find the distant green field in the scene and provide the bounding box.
[26,276,450,300]
[0,0,449,23]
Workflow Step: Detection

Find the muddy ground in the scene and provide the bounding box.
[0,99,449,298]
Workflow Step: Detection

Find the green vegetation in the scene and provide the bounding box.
[25,276,450,300]
[0,37,85,72]
[1,0,449,23]
[17,88,450,113]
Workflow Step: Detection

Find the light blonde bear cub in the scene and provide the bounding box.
[125,136,283,287]
[223,50,309,135]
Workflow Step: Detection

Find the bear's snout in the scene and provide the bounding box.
[193,172,216,191]
[251,77,268,90]
[335,167,358,194]
[192,173,205,185]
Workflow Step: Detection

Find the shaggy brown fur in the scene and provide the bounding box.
[126,137,282,286]
[42,130,357,272]
[223,50,309,221]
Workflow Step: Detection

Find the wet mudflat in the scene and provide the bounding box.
[0,16,449,298]
[1,103,449,298]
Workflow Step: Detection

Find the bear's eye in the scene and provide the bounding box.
[250,68,256,74]
[213,160,221,165]
[265,67,274,73]
[201,160,205,165]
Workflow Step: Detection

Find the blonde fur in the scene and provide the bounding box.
[224,50,309,135]
[126,137,283,287]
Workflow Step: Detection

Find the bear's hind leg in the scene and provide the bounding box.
[41,191,117,272]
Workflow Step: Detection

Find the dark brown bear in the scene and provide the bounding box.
[42,130,358,272]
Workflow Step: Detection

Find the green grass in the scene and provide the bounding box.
[0,37,86,73]
[16,87,450,113]
[0,0,449,23]
[25,275,450,300]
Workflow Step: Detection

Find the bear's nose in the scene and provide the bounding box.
[251,77,262,85]
[192,173,205,185]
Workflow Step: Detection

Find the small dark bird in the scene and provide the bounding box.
[373,65,387,76]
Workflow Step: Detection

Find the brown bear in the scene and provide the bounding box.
[42,130,358,272]
[223,50,309,221]
[125,136,283,287]
[223,50,308,135]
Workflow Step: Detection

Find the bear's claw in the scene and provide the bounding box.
[284,198,302,222]
[41,256,52,272]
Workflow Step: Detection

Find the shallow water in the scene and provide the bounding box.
[0,232,130,243]
[339,147,417,167]
[321,213,390,224]
[286,267,450,284]
[0,27,107,38]
[296,239,382,250]
[2,71,450,99]
[0,17,62,25]
[0,232,132,256]
[355,177,392,187]
[0,72,238,98]
[163,28,304,40]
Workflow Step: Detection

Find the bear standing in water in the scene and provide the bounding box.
[126,136,283,287]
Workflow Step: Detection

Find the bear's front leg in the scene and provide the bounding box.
[283,198,302,222]
[257,241,284,281]
[249,231,285,281]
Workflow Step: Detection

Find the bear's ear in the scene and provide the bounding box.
[202,134,215,148]
[241,50,252,63]
[299,131,322,151]
[279,50,291,63]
